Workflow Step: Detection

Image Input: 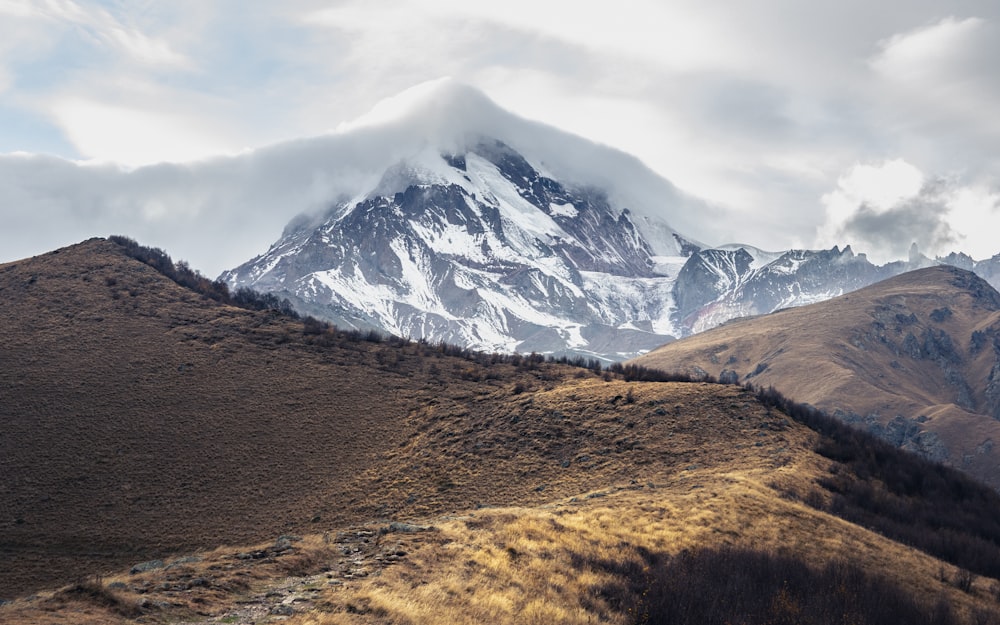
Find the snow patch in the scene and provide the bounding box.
[549,202,578,218]
[580,270,679,336]
[650,255,687,279]
[465,153,571,247]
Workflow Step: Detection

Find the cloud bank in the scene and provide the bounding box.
[0,81,715,274]
[818,159,1000,263]
[2,2,1000,270]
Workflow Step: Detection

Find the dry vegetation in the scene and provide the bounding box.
[4,239,1000,624]
[0,238,799,596]
[7,460,998,624]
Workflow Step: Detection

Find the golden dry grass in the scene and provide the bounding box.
[285,430,995,625]
[3,377,999,624]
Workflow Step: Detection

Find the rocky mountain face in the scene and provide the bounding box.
[223,82,1000,360]
[635,265,1000,489]
[672,244,1000,335]
[227,166,1000,359]
[223,138,697,360]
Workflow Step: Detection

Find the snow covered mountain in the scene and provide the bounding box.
[222,80,710,359]
[672,245,888,334]
[223,79,1000,360]
[672,244,1000,336]
[224,137,695,357]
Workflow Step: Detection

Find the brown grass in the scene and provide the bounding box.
[0,239,803,597]
[284,470,997,625]
[0,239,596,595]
[5,240,1000,624]
[4,387,1000,623]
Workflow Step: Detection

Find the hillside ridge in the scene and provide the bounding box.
[635,265,1000,489]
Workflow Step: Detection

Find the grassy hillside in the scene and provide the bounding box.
[0,238,798,595]
[4,240,1000,624]
[634,266,1000,489]
[0,238,676,596]
[6,395,1000,625]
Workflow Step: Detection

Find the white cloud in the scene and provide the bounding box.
[0,0,46,17]
[50,97,240,166]
[943,184,1000,260]
[823,159,924,218]
[303,0,720,69]
[3,1,1000,270]
[869,16,1000,150]
[0,81,719,274]
[871,16,984,84]
[293,1,825,248]
[419,0,737,74]
[0,0,213,162]
[23,0,190,67]
[818,159,1000,263]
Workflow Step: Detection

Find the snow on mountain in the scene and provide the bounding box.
[715,243,783,270]
[223,130,691,358]
[220,80,729,359]
[325,79,715,254]
[667,244,1000,336]
[222,79,1000,360]
[671,245,888,334]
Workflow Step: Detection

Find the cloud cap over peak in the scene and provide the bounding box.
[0,78,713,273]
[336,78,501,136]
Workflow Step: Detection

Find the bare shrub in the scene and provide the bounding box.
[955,568,977,594]
[622,546,977,625]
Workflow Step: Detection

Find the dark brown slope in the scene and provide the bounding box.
[0,238,804,597]
[634,265,1000,488]
[0,239,412,594]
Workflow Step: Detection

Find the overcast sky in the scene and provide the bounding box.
[2,0,1000,275]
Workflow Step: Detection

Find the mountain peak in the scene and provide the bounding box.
[318,79,714,251]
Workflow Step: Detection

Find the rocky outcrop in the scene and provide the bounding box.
[986,353,1000,421]
[836,411,949,464]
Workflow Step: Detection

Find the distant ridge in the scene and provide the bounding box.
[635,265,1000,488]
